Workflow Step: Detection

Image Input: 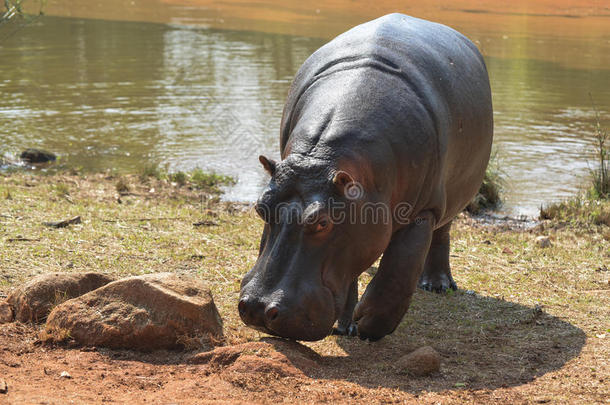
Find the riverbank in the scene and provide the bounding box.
[0,171,608,403]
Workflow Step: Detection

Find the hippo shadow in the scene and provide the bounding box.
[266,289,586,393]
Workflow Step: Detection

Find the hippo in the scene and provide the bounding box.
[239,13,493,341]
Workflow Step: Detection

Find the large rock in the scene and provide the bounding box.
[43,273,224,351]
[7,272,115,323]
[396,346,441,376]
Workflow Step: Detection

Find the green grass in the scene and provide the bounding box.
[589,95,609,199]
[540,196,610,227]
[467,150,504,214]
[190,168,236,192]
[139,163,168,181]
[139,164,235,194]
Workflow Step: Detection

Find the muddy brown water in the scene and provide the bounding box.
[1,1,608,215]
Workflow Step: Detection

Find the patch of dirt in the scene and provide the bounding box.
[1,319,607,404]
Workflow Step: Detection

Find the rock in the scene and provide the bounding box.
[20,148,56,163]
[43,273,223,351]
[7,272,115,323]
[396,346,441,376]
[535,236,552,248]
[0,301,13,324]
[59,371,71,379]
[0,379,7,394]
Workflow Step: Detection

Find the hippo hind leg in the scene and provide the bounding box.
[418,220,457,293]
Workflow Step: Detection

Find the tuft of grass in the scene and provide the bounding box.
[53,183,70,197]
[191,168,236,192]
[540,196,610,226]
[588,95,609,199]
[115,177,130,195]
[169,171,188,186]
[139,165,234,193]
[467,150,504,214]
[139,163,170,181]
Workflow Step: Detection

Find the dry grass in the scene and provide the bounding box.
[0,171,608,403]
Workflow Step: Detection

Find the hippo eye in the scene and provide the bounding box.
[254,202,270,222]
[312,217,331,233]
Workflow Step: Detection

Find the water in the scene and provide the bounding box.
[1,2,608,216]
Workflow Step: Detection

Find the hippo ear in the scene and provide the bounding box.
[333,170,356,196]
[259,155,277,176]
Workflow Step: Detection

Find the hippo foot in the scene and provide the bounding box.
[355,320,386,342]
[418,273,457,293]
[331,323,358,337]
[352,307,398,342]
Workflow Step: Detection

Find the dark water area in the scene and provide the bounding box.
[1,14,609,215]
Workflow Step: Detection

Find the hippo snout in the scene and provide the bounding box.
[238,295,280,327]
[238,282,336,341]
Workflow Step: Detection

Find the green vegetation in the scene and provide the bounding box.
[169,171,188,186]
[540,196,610,227]
[115,177,130,194]
[139,163,167,181]
[190,168,236,192]
[139,164,235,194]
[467,150,504,214]
[589,99,609,199]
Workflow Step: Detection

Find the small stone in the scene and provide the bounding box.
[60,371,71,379]
[502,247,514,254]
[535,236,552,248]
[0,301,13,324]
[396,346,441,376]
[0,379,7,394]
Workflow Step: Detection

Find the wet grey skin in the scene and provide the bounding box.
[239,13,493,341]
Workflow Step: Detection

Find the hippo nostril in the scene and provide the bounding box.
[238,298,248,316]
[265,304,279,322]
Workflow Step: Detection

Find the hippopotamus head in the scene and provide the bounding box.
[239,153,394,340]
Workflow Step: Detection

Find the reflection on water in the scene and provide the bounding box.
[0,14,608,215]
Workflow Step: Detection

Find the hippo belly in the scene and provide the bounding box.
[240,14,493,341]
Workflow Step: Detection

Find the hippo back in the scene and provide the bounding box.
[279,13,493,224]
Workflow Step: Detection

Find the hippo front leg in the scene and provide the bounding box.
[353,211,434,341]
[332,280,358,336]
